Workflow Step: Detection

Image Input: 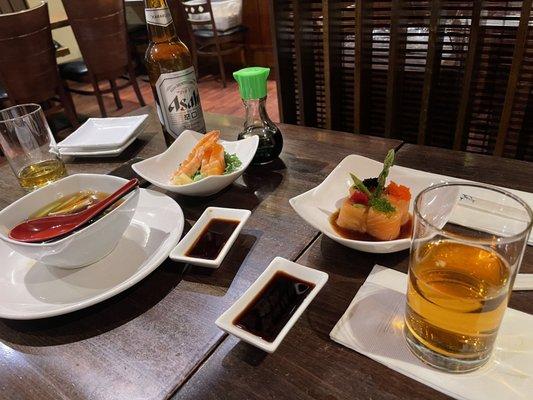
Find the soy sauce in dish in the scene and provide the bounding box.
[233,271,315,342]
[186,218,240,260]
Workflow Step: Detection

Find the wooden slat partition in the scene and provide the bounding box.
[453,1,483,150]
[353,0,364,134]
[322,0,332,129]
[292,0,307,126]
[271,0,533,160]
[495,0,533,156]
[269,0,297,125]
[385,0,405,138]
[417,0,442,145]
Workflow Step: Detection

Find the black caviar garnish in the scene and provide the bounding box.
[363,177,379,191]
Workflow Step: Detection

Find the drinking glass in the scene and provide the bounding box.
[0,104,67,191]
[405,182,532,373]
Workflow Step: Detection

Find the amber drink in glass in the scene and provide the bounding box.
[0,104,66,191]
[405,182,532,372]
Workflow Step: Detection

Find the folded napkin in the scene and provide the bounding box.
[330,266,533,400]
[453,186,533,247]
[514,274,533,291]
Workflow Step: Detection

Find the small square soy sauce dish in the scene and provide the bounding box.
[215,257,329,353]
[169,207,251,268]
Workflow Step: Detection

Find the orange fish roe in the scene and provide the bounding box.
[386,181,411,200]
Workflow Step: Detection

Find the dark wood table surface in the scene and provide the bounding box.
[178,144,533,400]
[0,106,531,400]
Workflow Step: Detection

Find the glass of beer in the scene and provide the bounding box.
[405,182,532,373]
[0,104,67,191]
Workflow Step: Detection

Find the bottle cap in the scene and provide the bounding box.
[233,67,270,100]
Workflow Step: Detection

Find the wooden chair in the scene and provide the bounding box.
[60,0,145,117]
[0,0,27,13]
[0,2,79,127]
[0,1,28,107]
[270,1,533,161]
[178,0,246,88]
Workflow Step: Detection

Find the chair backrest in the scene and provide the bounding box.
[0,0,28,13]
[270,1,533,161]
[0,2,61,104]
[61,0,130,79]
[179,0,219,37]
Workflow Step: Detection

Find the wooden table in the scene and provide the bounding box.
[0,106,531,400]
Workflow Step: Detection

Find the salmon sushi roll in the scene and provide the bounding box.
[366,207,402,241]
[387,195,410,225]
[336,199,368,233]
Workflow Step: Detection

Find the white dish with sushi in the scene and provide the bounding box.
[290,152,533,253]
[132,130,258,196]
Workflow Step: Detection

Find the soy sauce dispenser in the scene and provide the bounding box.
[233,67,283,164]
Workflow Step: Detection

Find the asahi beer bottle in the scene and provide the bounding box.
[144,0,206,146]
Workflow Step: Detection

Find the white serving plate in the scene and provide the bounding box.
[58,134,139,157]
[216,257,328,353]
[0,189,184,320]
[58,115,148,151]
[170,207,251,268]
[289,154,533,253]
[132,130,259,196]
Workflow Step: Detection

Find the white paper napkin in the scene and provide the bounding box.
[330,266,533,400]
[514,274,533,291]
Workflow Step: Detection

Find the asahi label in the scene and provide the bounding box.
[145,7,172,27]
[155,66,206,138]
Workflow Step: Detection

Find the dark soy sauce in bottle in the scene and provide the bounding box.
[233,67,283,164]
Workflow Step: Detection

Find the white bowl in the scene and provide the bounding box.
[169,206,251,268]
[0,174,140,268]
[289,154,443,254]
[215,257,328,353]
[131,130,259,196]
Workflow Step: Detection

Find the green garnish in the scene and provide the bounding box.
[224,152,242,174]
[348,149,397,214]
[192,171,204,182]
[350,173,372,197]
[374,149,395,197]
[369,197,396,214]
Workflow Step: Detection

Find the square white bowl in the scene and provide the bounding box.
[57,115,148,151]
[215,257,329,353]
[169,207,251,268]
[289,154,444,253]
[291,154,533,253]
[58,135,139,158]
[0,174,139,268]
[131,130,259,196]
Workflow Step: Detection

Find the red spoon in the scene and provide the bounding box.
[9,178,139,243]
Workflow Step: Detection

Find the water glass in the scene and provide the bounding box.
[0,104,67,191]
[405,182,532,372]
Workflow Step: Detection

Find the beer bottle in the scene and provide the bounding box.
[144,0,206,147]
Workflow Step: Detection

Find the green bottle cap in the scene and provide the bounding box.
[233,67,270,100]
